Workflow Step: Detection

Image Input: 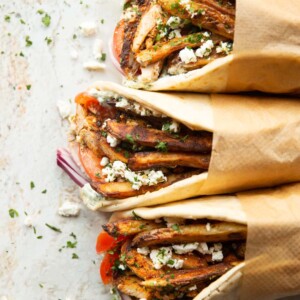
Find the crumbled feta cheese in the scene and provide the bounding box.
[169,258,184,269]
[168,29,182,40]
[102,160,167,190]
[106,134,119,148]
[93,39,104,60]
[179,47,197,64]
[70,49,78,60]
[179,0,202,18]
[189,285,197,291]
[195,40,214,58]
[203,31,210,38]
[164,217,185,228]
[58,201,80,217]
[212,250,224,262]
[118,263,126,271]
[116,97,130,108]
[169,120,180,133]
[79,21,97,37]
[57,100,72,119]
[123,5,139,21]
[197,242,211,255]
[100,156,109,167]
[206,222,211,232]
[216,42,233,55]
[83,61,106,71]
[24,216,33,227]
[172,243,199,254]
[166,16,182,29]
[150,247,173,269]
[137,247,150,256]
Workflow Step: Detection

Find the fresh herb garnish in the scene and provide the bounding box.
[41,189,47,194]
[155,141,168,152]
[20,19,26,24]
[9,209,19,218]
[26,85,31,91]
[70,232,77,239]
[45,37,52,45]
[4,15,10,22]
[132,210,142,220]
[66,240,77,248]
[101,131,107,137]
[25,36,33,47]
[139,224,146,230]
[100,53,106,61]
[37,236,43,239]
[126,134,135,144]
[37,9,45,15]
[171,224,180,232]
[72,253,79,259]
[30,181,35,189]
[180,135,189,142]
[42,13,51,27]
[45,223,62,233]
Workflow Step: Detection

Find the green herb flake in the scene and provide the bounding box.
[45,223,62,233]
[33,226,37,234]
[37,9,45,15]
[42,13,51,27]
[126,134,135,144]
[9,209,19,218]
[162,122,171,132]
[70,232,77,239]
[72,253,79,259]
[30,181,35,189]
[101,131,107,137]
[139,224,146,230]
[132,210,142,220]
[41,189,47,194]
[100,19,104,24]
[20,19,26,24]
[37,236,43,239]
[180,135,189,142]
[73,34,77,39]
[19,52,24,57]
[155,141,168,152]
[107,250,115,255]
[171,224,180,232]
[4,15,11,22]
[45,37,52,45]
[25,36,33,47]
[39,283,44,288]
[26,85,31,91]
[100,53,106,61]
[66,240,77,248]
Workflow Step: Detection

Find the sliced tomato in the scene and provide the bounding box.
[100,252,119,284]
[113,19,125,63]
[78,146,103,183]
[75,92,98,107]
[96,231,118,253]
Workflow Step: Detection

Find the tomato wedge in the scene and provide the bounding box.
[113,19,125,63]
[96,231,118,253]
[75,92,98,107]
[100,252,119,284]
[78,146,103,183]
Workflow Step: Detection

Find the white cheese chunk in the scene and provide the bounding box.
[58,201,80,217]
[57,100,72,119]
[83,61,106,71]
[100,157,109,167]
[106,134,119,148]
[179,47,197,64]
[79,21,97,36]
[195,40,214,58]
[137,247,150,256]
[172,243,199,254]
[212,250,224,262]
[206,222,211,232]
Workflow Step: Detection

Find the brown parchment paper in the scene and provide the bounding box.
[238,182,300,300]
[125,0,300,94]
[109,182,300,299]
[80,82,300,212]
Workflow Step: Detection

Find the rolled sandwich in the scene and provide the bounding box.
[58,81,300,211]
[96,196,247,300]
[113,0,300,93]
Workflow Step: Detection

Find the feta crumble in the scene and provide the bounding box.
[172,243,199,254]
[179,47,197,64]
[102,161,167,190]
[79,21,97,37]
[164,217,185,228]
[106,134,119,148]
[58,201,80,217]
[212,250,224,262]
[150,247,183,270]
[137,247,150,256]
[195,40,214,58]
[118,263,126,271]
[168,29,182,40]
[100,156,109,167]
[93,39,104,60]
[216,42,233,55]
[206,222,211,231]
[166,16,183,29]
[57,100,72,119]
[83,61,106,71]
[189,285,197,291]
[24,216,34,227]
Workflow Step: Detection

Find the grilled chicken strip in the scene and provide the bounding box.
[132,222,247,247]
[106,120,213,153]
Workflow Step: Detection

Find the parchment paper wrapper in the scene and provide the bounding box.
[80,82,300,212]
[125,0,300,94]
[110,182,300,300]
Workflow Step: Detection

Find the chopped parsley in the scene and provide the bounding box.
[26,85,31,91]
[41,189,47,194]
[101,131,107,137]
[37,236,43,239]
[180,135,189,142]
[72,253,79,259]
[20,19,26,24]
[126,134,135,144]
[171,224,180,232]
[132,210,142,220]
[45,223,62,233]
[139,224,146,230]
[70,232,77,239]
[4,15,11,22]
[30,181,35,189]
[100,53,106,61]
[19,51,24,57]
[162,122,171,132]
[9,208,19,218]
[155,141,168,152]
[25,36,33,47]
[45,37,52,45]
[42,13,51,27]
[37,9,45,15]
[66,240,77,248]
[100,19,104,24]
[72,34,77,39]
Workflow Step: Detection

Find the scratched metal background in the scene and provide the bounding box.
[0,0,121,299]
